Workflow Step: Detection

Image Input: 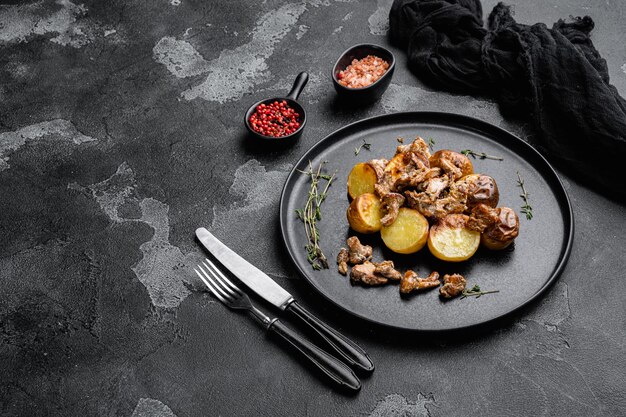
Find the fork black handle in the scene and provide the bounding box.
[285,301,374,373]
[268,319,361,392]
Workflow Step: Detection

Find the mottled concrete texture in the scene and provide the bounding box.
[1,0,625,416]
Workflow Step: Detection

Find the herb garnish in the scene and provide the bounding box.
[461,149,504,161]
[295,161,337,270]
[461,284,499,299]
[427,137,435,151]
[354,139,372,156]
[397,137,404,144]
[516,171,533,220]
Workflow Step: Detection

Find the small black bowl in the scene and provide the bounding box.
[332,44,395,104]
[245,72,308,143]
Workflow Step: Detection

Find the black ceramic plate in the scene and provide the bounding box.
[279,112,573,332]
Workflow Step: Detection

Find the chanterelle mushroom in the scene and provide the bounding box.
[380,192,405,226]
[373,260,402,281]
[350,261,402,286]
[346,236,372,265]
[337,248,349,275]
[350,262,388,285]
[439,274,467,298]
[400,270,440,294]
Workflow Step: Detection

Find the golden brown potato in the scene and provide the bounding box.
[427,214,481,262]
[429,150,474,180]
[346,193,382,233]
[380,207,429,254]
[454,174,499,208]
[481,207,520,250]
[347,163,377,200]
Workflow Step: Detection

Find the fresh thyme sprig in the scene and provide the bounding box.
[354,139,372,156]
[516,171,533,220]
[461,284,499,299]
[461,149,504,161]
[427,137,435,151]
[295,161,337,270]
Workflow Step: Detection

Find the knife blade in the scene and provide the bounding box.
[195,227,294,309]
[195,227,374,373]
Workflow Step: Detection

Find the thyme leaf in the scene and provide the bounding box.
[516,171,533,220]
[460,149,504,161]
[461,284,500,299]
[354,139,372,156]
[427,137,436,151]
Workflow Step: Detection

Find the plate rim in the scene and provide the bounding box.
[279,111,574,332]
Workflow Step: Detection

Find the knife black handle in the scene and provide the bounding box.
[268,319,361,392]
[285,301,374,373]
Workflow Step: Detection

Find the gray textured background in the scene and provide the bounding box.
[1,0,625,416]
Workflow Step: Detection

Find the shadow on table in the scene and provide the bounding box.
[264,330,363,396]
[239,131,300,155]
[328,94,381,113]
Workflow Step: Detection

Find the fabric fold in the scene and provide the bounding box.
[390,0,626,200]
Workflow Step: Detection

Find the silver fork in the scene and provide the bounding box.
[194,259,361,392]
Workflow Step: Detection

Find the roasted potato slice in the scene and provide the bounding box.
[454,174,499,208]
[347,162,377,199]
[429,150,474,180]
[347,193,382,233]
[481,207,520,250]
[380,207,429,254]
[428,214,480,262]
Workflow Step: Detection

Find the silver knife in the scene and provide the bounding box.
[196,227,374,372]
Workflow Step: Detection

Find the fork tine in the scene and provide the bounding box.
[202,262,242,304]
[194,267,227,303]
[197,263,233,301]
[196,264,233,302]
[203,258,243,295]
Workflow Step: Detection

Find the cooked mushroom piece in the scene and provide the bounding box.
[400,270,440,294]
[346,236,373,264]
[350,260,403,285]
[404,178,467,219]
[429,150,474,181]
[373,260,402,281]
[379,153,410,195]
[439,274,467,298]
[396,136,432,162]
[367,159,388,180]
[350,262,388,285]
[337,248,349,275]
[375,137,434,195]
[380,192,405,226]
[421,176,449,198]
[369,159,394,197]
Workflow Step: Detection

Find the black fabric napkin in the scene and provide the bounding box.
[390,0,626,201]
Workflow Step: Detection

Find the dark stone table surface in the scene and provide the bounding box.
[1,0,625,416]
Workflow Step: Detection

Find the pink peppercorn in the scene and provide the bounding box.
[249,100,301,137]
